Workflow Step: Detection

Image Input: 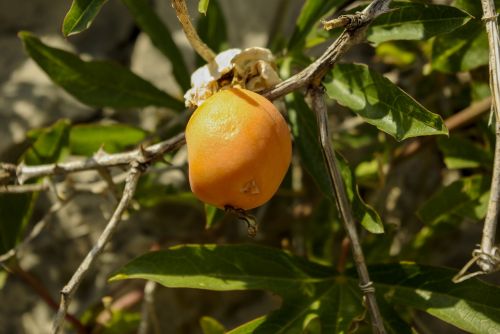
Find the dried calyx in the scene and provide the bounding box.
[184,47,281,109]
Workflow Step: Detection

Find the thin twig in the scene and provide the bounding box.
[3,261,88,334]
[454,0,500,282]
[171,0,216,63]
[262,0,391,100]
[0,132,184,185]
[309,86,386,334]
[479,0,500,272]
[52,163,143,334]
[138,280,159,334]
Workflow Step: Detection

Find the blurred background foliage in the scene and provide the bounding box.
[1,0,500,333]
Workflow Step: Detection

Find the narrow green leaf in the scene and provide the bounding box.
[366,3,471,45]
[19,31,184,110]
[325,63,448,140]
[0,120,70,253]
[204,204,225,229]
[286,92,383,233]
[69,123,147,156]
[112,245,500,333]
[196,0,228,67]
[376,296,414,334]
[198,0,210,15]
[337,155,384,234]
[200,316,225,334]
[121,0,191,91]
[431,20,488,73]
[288,0,347,51]
[111,244,363,332]
[110,244,334,294]
[437,136,493,169]
[286,92,333,201]
[366,263,500,334]
[62,0,108,37]
[417,174,490,225]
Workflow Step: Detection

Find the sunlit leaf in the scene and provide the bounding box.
[112,244,500,333]
[286,92,383,233]
[200,316,225,334]
[19,32,184,110]
[337,154,384,234]
[69,123,148,156]
[417,174,490,225]
[437,135,493,169]
[62,0,108,37]
[198,0,210,15]
[325,63,448,140]
[431,20,488,73]
[367,3,471,45]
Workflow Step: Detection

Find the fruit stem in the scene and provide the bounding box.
[171,0,216,64]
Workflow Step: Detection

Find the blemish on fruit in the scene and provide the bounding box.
[241,179,260,195]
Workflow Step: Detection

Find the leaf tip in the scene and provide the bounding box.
[108,273,128,282]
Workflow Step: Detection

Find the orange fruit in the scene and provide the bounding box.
[185,88,292,210]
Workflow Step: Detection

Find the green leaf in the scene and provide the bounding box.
[200,316,225,334]
[324,63,448,140]
[286,92,333,201]
[198,0,210,15]
[0,120,70,254]
[204,204,225,229]
[366,3,471,45]
[367,262,500,334]
[337,155,384,234]
[112,245,500,333]
[437,135,493,169]
[19,32,184,110]
[375,42,418,68]
[417,174,490,225]
[431,20,488,73]
[196,0,227,67]
[376,296,414,334]
[121,0,191,91]
[62,0,108,37]
[286,92,383,233]
[69,123,147,156]
[288,0,347,51]
[111,244,364,333]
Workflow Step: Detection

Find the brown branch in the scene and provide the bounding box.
[262,0,390,101]
[0,132,184,185]
[454,0,500,282]
[309,87,386,334]
[171,0,216,63]
[4,261,88,334]
[52,163,143,334]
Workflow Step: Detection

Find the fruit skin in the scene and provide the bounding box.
[185,88,292,210]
